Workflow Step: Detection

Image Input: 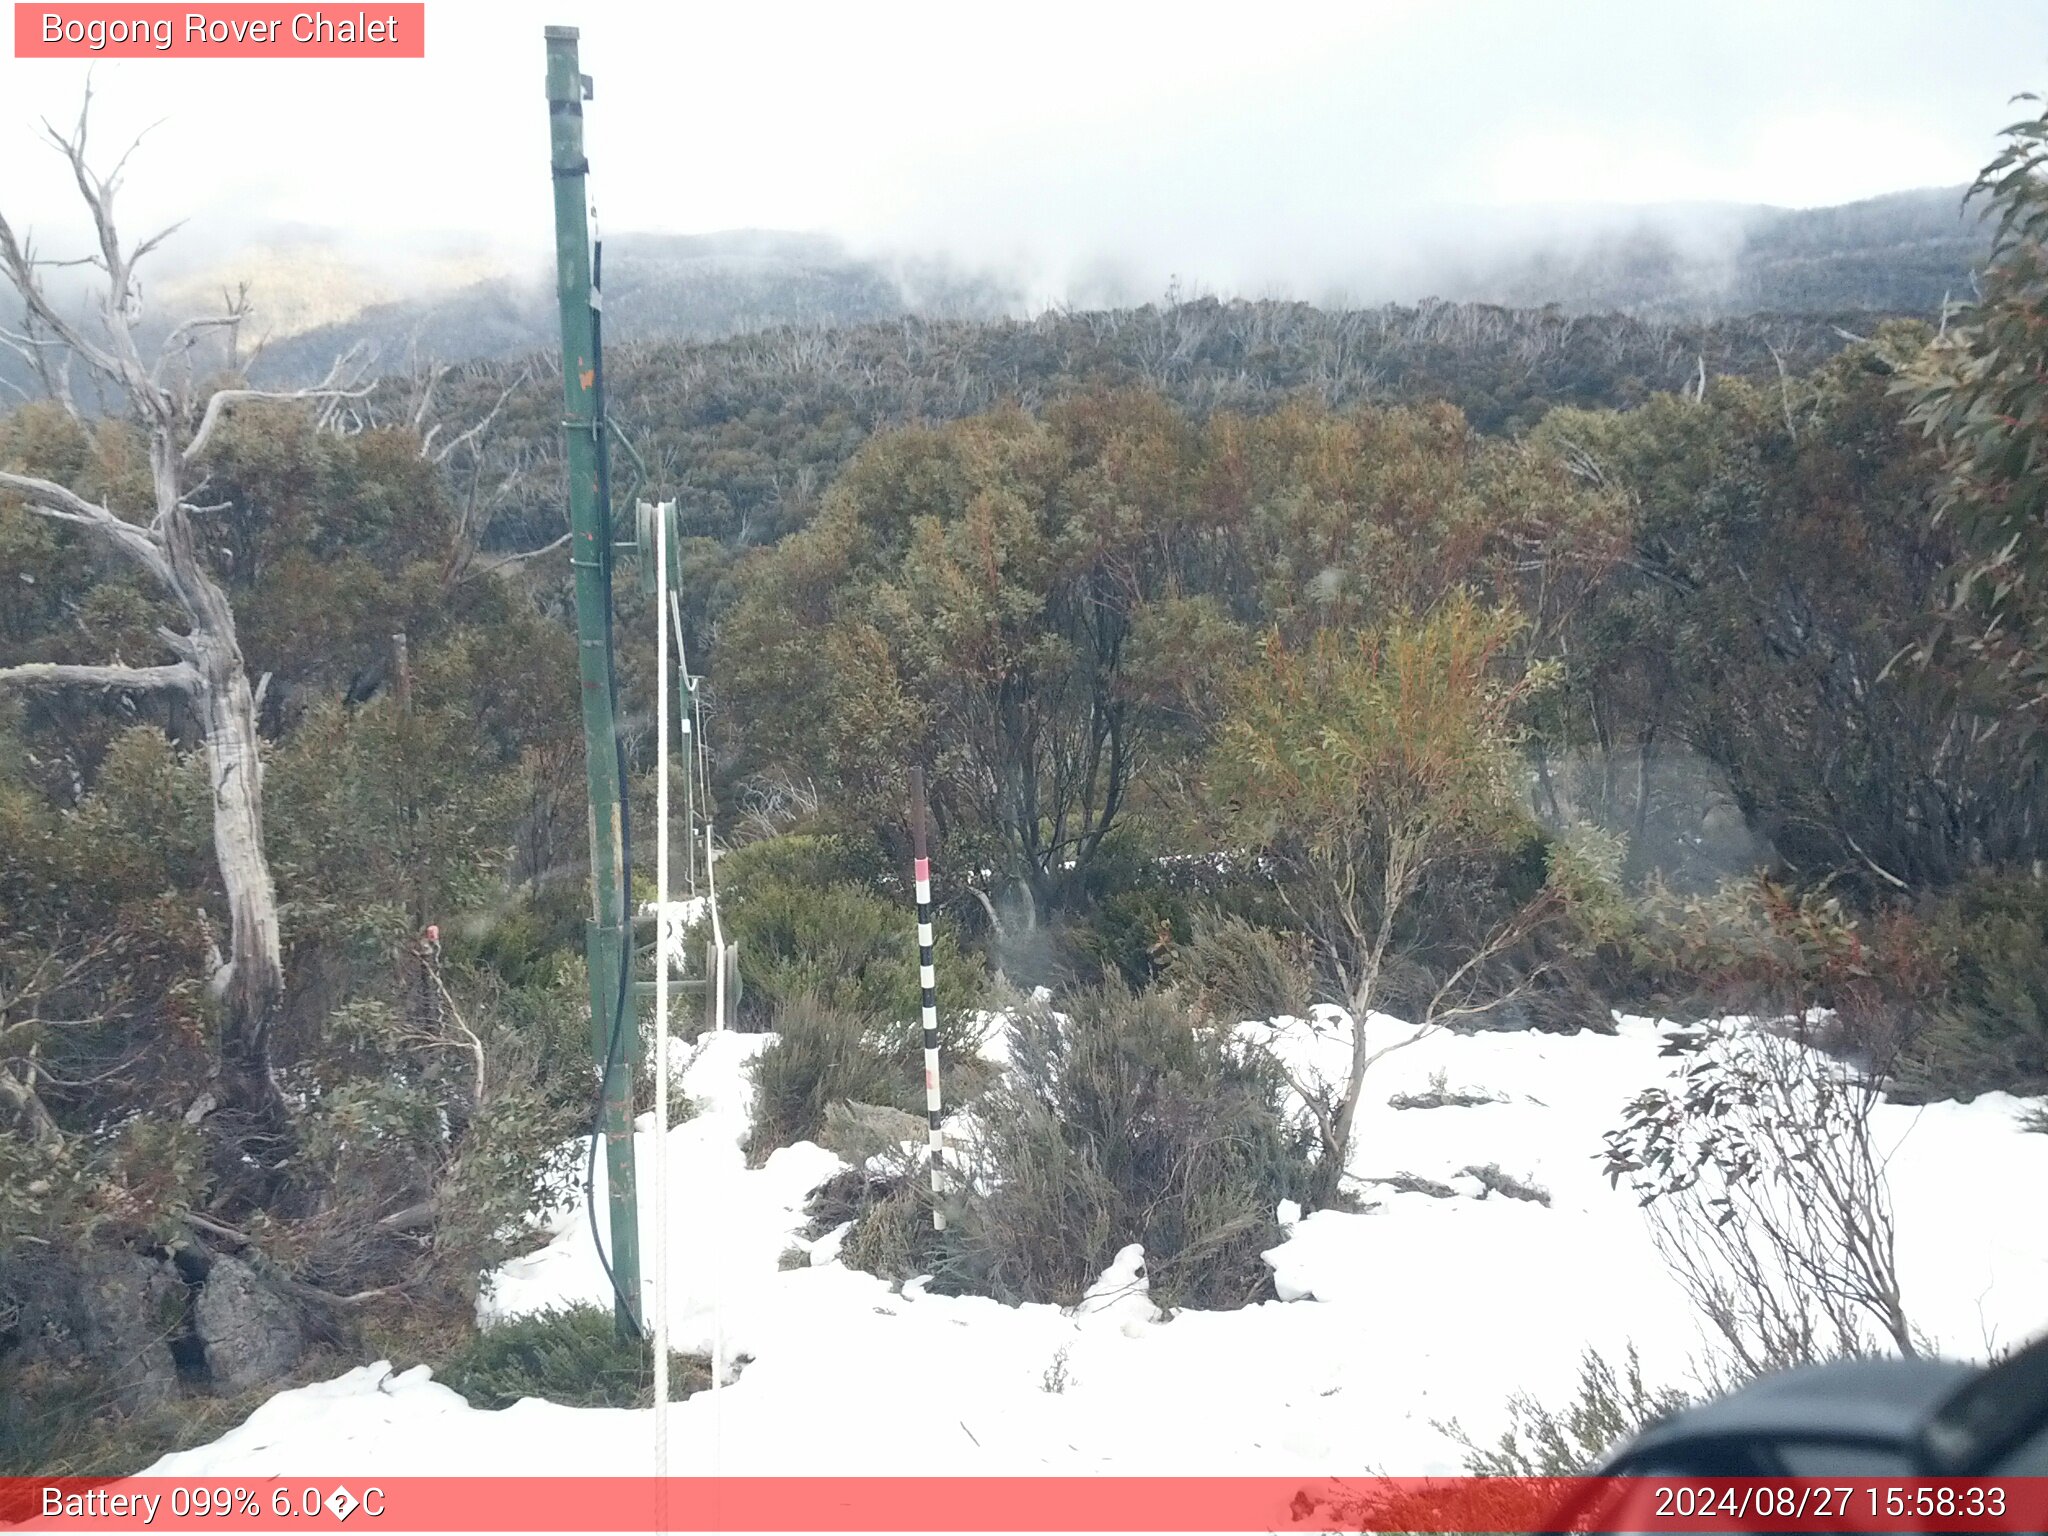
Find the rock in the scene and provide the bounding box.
[822,1099,928,1172]
[193,1255,306,1391]
[2,1241,184,1412]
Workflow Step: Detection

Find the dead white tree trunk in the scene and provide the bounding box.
[0,90,366,1129]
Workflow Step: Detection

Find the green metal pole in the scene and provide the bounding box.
[545,24,641,1338]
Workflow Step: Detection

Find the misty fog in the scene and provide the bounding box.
[0,0,2036,347]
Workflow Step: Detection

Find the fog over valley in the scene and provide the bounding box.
[0,0,2035,376]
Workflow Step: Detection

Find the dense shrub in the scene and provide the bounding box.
[1900,873,2048,1098]
[1056,887,1191,990]
[839,1179,938,1282]
[1041,833,1201,989]
[745,983,986,1164]
[435,1306,709,1410]
[1173,914,1314,1023]
[457,880,588,994]
[744,992,906,1163]
[720,834,983,1024]
[715,831,875,895]
[948,984,1315,1310]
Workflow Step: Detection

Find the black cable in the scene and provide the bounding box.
[580,230,647,1341]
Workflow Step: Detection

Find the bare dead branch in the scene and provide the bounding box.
[154,308,248,376]
[0,211,126,386]
[428,364,531,466]
[458,530,571,583]
[1766,341,1799,443]
[0,469,173,583]
[0,659,198,693]
[129,218,186,269]
[181,344,373,463]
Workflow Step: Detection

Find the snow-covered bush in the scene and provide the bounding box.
[945,985,1315,1310]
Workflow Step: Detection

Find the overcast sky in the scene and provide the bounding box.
[1,0,2043,301]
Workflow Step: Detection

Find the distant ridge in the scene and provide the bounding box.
[0,190,1987,395]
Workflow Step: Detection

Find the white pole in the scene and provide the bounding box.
[706,824,727,1035]
[670,590,697,898]
[705,819,726,1404]
[652,502,671,1484]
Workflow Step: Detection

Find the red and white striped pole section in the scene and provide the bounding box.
[910,767,945,1231]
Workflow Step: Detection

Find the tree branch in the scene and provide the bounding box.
[182,352,372,464]
[152,307,247,384]
[458,530,571,583]
[0,468,172,582]
[0,212,126,386]
[0,659,198,693]
[427,364,531,466]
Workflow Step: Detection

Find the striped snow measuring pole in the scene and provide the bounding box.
[910,767,946,1231]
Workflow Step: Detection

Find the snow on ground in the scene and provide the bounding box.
[147,1013,2048,1479]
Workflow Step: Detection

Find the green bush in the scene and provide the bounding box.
[746,985,989,1162]
[1902,873,2048,1097]
[745,992,906,1163]
[1173,913,1314,1023]
[948,984,1315,1310]
[721,835,983,1024]
[436,1306,709,1411]
[716,831,875,895]
[1047,833,1197,988]
[457,881,587,994]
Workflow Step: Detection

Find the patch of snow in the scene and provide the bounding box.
[808,1221,852,1269]
[640,898,710,973]
[1071,1243,1162,1338]
[144,1011,2048,1481]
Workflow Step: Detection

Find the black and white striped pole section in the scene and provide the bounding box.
[910,767,945,1232]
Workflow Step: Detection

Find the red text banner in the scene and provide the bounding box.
[14,5,425,58]
[3,1476,2048,1532]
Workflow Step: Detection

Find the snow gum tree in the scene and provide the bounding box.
[1209,592,1594,1205]
[0,96,366,1137]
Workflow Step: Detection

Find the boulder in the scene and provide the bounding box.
[2,1241,184,1412]
[193,1255,306,1391]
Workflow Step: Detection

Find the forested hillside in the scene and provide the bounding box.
[407,299,1870,662]
[2,86,2044,1478]
[8,186,1975,402]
